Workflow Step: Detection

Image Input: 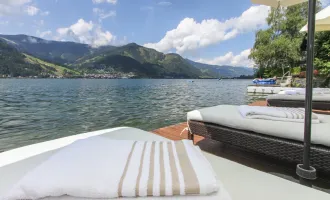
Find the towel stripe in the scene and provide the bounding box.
[167,142,180,195]
[295,108,305,119]
[276,107,289,118]
[135,142,147,196]
[118,141,137,197]
[175,141,200,194]
[147,142,156,196]
[163,142,172,196]
[159,142,165,196]
[285,107,296,118]
[289,108,301,119]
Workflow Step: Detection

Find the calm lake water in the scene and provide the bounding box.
[0,79,264,152]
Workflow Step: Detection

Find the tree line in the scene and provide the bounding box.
[250,2,330,78]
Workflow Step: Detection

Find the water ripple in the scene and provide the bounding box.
[0,79,259,152]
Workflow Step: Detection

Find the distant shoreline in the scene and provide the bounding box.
[0,77,254,80]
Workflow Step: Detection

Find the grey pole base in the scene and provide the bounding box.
[296,164,317,180]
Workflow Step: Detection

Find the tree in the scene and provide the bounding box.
[314,31,330,76]
[249,2,322,78]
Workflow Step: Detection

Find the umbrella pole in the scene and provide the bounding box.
[296,0,317,185]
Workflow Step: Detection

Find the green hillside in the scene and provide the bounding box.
[24,54,79,76]
[1,34,255,78]
[0,40,43,77]
[0,34,94,64]
[89,55,167,77]
[0,39,78,77]
[75,43,208,78]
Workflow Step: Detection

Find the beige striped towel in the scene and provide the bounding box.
[239,105,321,123]
[4,137,219,200]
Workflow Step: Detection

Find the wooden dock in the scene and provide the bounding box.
[152,122,204,144]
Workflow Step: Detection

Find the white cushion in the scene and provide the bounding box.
[187,105,330,147]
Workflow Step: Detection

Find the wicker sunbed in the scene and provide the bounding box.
[187,105,330,174]
[267,94,330,110]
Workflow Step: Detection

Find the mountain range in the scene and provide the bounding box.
[0,34,254,78]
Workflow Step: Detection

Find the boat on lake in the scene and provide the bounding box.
[252,78,276,85]
[248,76,294,94]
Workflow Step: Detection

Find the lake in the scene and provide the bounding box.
[0,79,263,152]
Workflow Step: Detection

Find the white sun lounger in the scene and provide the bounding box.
[187,105,330,174]
[1,127,330,200]
[267,94,330,110]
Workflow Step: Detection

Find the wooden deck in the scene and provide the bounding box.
[152,122,204,144]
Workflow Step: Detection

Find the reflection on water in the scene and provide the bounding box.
[0,79,260,152]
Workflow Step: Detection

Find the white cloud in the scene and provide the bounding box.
[1,0,31,6]
[197,49,254,67]
[92,28,114,47]
[57,19,93,37]
[37,30,52,38]
[0,0,31,16]
[0,1,44,16]
[24,5,39,15]
[144,5,269,54]
[158,1,172,6]
[24,36,38,43]
[93,8,116,22]
[92,0,117,5]
[56,18,115,47]
[40,11,50,16]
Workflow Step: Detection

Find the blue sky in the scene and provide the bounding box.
[0,0,329,67]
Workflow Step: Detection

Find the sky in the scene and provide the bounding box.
[0,0,329,67]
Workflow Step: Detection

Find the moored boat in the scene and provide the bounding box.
[252,78,277,85]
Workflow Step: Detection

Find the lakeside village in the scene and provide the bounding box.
[0,74,255,79]
[0,72,137,79]
[0,70,255,79]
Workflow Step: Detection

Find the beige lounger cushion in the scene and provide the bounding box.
[187,105,330,147]
[1,127,329,200]
[0,128,229,200]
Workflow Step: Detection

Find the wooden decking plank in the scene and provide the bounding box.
[152,122,204,144]
[249,101,267,106]
[153,123,188,137]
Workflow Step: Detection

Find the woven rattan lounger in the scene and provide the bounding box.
[187,105,330,174]
[267,94,330,110]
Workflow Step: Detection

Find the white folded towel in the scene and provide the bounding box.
[279,88,329,95]
[239,105,320,123]
[278,90,299,95]
[4,137,219,200]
